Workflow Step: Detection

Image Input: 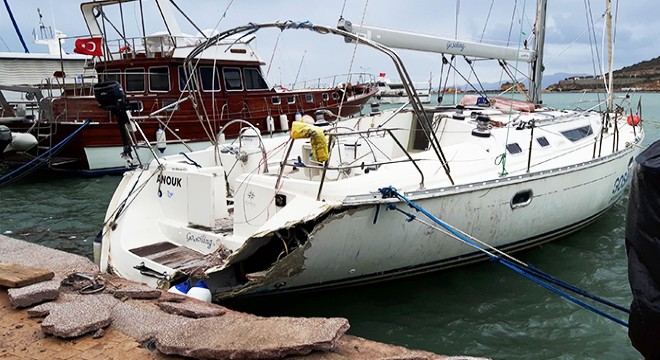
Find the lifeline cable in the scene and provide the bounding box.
[379,185,630,327]
[0,121,90,188]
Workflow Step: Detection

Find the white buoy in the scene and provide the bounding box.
[266,115,275,133]
[93,231,102,266]
[156,127,166,153]
[279,114,289,131]
[187,279,212,302]
[168,279,191,295]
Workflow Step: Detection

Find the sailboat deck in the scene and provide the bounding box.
[129,241,226,271]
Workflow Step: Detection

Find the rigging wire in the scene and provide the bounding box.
[336,0,370,119]
[499,0,529,177]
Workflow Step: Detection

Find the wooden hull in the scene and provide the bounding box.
[3,85,376,173]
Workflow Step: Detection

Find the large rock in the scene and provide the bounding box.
[7,277,61,308]
[157,298,227,318]
[29,293,116,338]
[156,316,350,359]
[113,284,162,300]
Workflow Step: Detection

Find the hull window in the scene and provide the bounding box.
[511,189,533,209]
[149,66,170,92]
[178,66,197,91]
[244,68,269,90]
[125,68,145,93]
[223,67,243,91]
[200,66,221,92]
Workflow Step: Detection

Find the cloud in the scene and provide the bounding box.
[1,0,656,87]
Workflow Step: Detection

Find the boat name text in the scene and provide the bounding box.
[186,233,215,249]
[612,170,630,194]
[157,175,182,187]
[446,41,465,52]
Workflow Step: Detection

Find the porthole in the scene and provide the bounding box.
[511,189,533,209]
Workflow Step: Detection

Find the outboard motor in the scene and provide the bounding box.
[93,81,141,162]
[0,125,11,157]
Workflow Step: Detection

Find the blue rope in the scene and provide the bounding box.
[0,121,90,188]
[379,185,630,327]
[3,0,29,53]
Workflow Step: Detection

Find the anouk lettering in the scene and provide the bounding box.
[157,175,182,187]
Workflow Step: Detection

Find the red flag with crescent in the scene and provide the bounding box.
[74,38,103,56]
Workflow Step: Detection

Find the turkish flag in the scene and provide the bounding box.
[74,38,103,56]
[378,72,386,77]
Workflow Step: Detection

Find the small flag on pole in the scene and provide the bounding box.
[74,38,103,57]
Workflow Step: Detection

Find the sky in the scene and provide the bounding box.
[1,0,659,89]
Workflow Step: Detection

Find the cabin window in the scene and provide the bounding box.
[305,94,314,103]
[322,93,329,101]
[272,97,281,105]
[536,136,550,147]
[125,68,145,92]
[162,99,179,112]
[243,68,268,90]
[149,66,170,92]
[199,66,221,92]
[506,143,523,154]
[332,92,339,100]
[101,70,120,83]
[287,96,295,105]
[561,125,593,142]
[223,67,243,91]
[178,66,197,91]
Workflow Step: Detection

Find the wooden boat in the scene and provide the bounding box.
[0,0,376,175]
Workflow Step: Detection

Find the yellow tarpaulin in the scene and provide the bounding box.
[290,121,329,162]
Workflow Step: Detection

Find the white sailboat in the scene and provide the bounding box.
[97,0,645,300]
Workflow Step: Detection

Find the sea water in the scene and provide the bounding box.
[1,92,658,359]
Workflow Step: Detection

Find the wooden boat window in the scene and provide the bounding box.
[272,97,281,105]
[305,94,314,103]
[560,125,593,142]
[100,70,120,83]
[322,93,329,101]
[287,96,295,104]
[223,67,243,91]
[199,66,221,92]
[177,66,197,92]
[243,68,268,90]
[125,68,145,93]
[506,143,523,154]
[332,92,339,100]
[536,136,550,147]
[149,66,170,92]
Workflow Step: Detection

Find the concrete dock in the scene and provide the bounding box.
[0,235,488,359]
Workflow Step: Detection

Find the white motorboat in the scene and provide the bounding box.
[375,74,431,104]
[97,1,645,300]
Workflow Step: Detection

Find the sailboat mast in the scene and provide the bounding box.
[606,0,614,110]
[530,0,547,104]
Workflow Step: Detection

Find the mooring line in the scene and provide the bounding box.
[379,185,629,327]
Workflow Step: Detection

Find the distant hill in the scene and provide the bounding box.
[546,57,660,91]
